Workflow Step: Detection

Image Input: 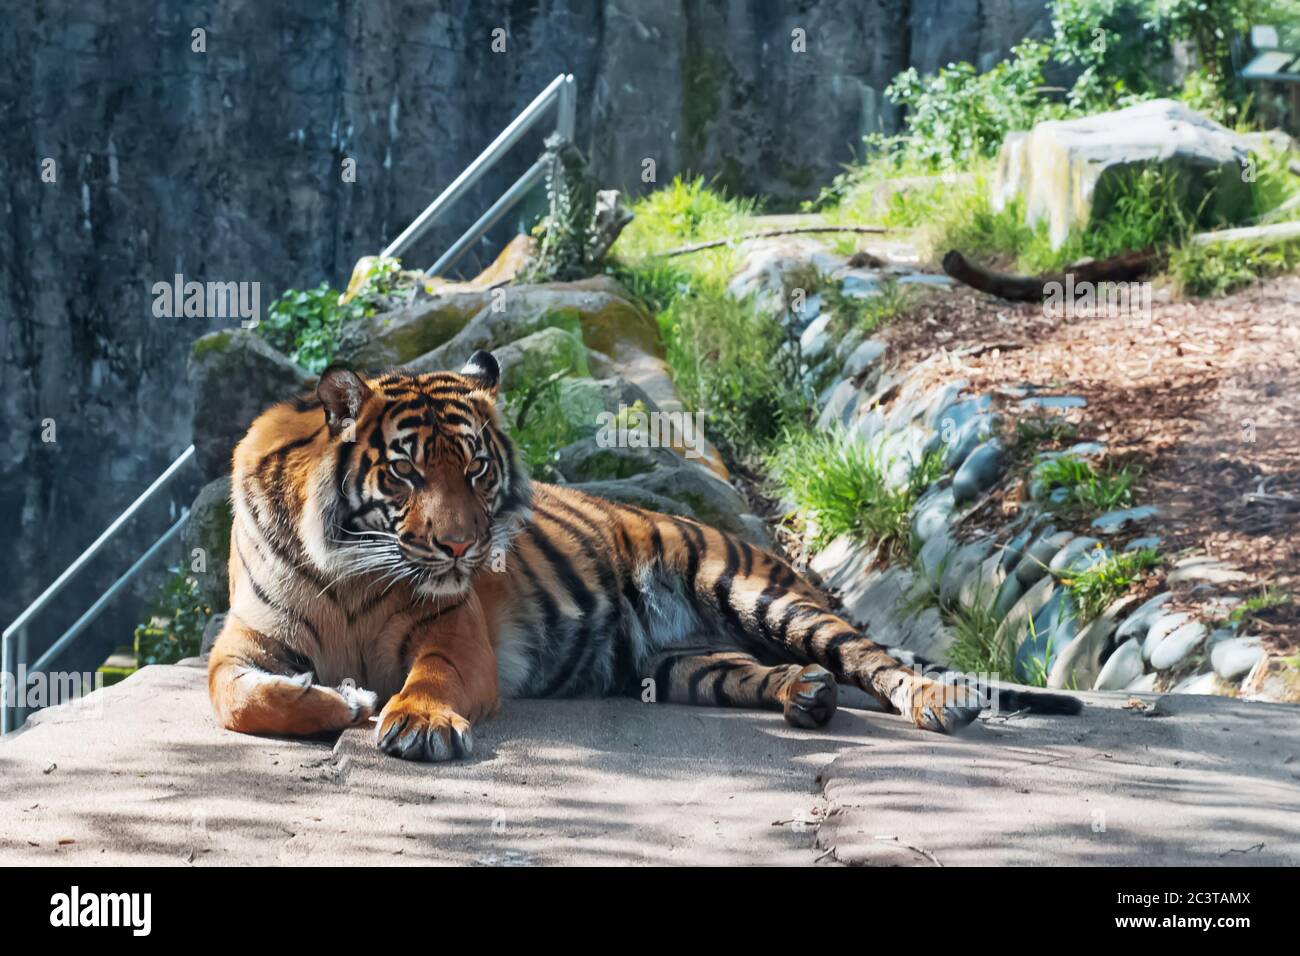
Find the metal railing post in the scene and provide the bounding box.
[384,73,570,261]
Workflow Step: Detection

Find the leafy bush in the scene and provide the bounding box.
[1170,236,1300,296]
[502,371,588,480]
[257,257,405,373]
[659,284,806,458]
[1035,456,1138,512]
[767,428,944,556]
[134,564,211,667]
[1059,547,1162,621]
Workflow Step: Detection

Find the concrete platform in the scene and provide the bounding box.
[1,662,1296,866]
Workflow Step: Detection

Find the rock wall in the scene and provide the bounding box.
[0,0,1047,661]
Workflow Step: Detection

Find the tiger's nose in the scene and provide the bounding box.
[433,535,473,558]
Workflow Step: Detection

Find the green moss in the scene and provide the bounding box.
[191,331,232,362]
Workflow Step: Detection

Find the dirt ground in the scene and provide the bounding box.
[881,273,1300,650]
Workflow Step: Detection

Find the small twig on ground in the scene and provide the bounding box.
[661,226,889,258]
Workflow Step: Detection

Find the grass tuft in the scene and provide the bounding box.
[1034,456,1138,513]
[1058,547,1162,622]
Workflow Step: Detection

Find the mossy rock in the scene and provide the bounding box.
[554,436,678,483]
[187,330,313,479]
[337,290,494,370]
[406,285,660,375]
[493,327,590,395]
[181,476,233,612]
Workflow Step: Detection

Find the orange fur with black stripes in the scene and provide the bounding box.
[209,351,1078,761]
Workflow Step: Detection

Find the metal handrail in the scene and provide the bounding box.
[1,73,579,734]
[379,72,575,272]
[1,446,196,733]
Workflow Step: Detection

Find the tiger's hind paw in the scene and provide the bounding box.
[782,664,838,729]
[905,677,985,734]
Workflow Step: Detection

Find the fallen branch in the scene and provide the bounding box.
[941,249,1160,303]
[661,226,889,258]
[1190,219,1300,247]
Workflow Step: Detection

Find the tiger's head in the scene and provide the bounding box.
[314,350,530,598]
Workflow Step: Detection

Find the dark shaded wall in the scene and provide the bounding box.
[0,0,1048,669]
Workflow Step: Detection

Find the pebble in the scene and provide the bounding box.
[911,486,956,542]
[952,438,1005,503]
[1048,536,1104,574]
[1114,591,1172,643]
[1210,636,1265,681]
[1017,395,1087,410]
[841,338,887,380]
[1124,535,1162,552]
[1149,620,1208,670]
[1172,671,1222,695]
[1094,637,1145,691]
[1091,505,1159,534]
[1143,612,1192,662]
[1167,556,1250,586]
[1014,529,1072,587]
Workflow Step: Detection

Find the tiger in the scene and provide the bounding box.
[208,350,1080,761]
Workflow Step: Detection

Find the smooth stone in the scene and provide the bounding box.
[848,410,886,446]
[918,525,956,581]
[897,273,952,287]
[958,553,1006,613]
[999,528,1035,573]
[1017,395,1087,410]
[1014,529,1072,587]
[1124,535,1163,552]
[841,338,887,380]
[991,572,1025,621]
[1143,612,1192,663]
[952,438,1005,504]
[799,312,832,360]
[938,538,994,608]
[816,379,860,429]
[1091,505,1159,534]
[921,381,967,429]
[1172,671,1223,695]
[1048,536,1103,574]
[1047,487,1071,505]
[1017,589,1079,682]
[911,485,956,543]
[1126,672,1159,692]
[1149,620,1208,670]
[1211,636,1266,681]
[993,576,1056,658]
[1048,594,1138,690]
[1114,591,1173,643]
[840,274,879,299]
[933,394,992,436]
[943,414,999,471]
[1093,637,1145,691]
[1167,556,1250,586]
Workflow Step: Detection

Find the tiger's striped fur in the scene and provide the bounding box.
[208,351,1079,761]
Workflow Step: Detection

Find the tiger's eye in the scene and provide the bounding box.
[390,459,416,479]
[468,457,491,480]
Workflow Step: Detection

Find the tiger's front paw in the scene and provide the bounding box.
[894,675,984,734]
[375,696,474,762]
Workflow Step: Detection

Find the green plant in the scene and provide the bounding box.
[502,371,587,480]
[767,428,944,556]
[524,137,600,282]
[1169,236,1300,296]
[257,257,405,373]
[1059,547,1162,621]
[1035,456,1138,512]
[659,283,807,459]
[134,564,211,667]
[946,599,1017,677]
[1228,587,1291,626]
[823,276,914,339]
[1015,416,1080,450]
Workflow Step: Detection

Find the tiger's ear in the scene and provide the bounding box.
[460,350,500,396]
[316,364,372,437]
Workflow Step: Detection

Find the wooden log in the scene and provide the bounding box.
[1189,220,1300,247]
[940,249,1159,303]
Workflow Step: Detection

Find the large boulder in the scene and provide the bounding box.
[491,327,591,395]
[337,289,494,370]
[992,99,1255,249]
[395,281,658,374]
[181,477,233,613]
[187,330,314,479]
